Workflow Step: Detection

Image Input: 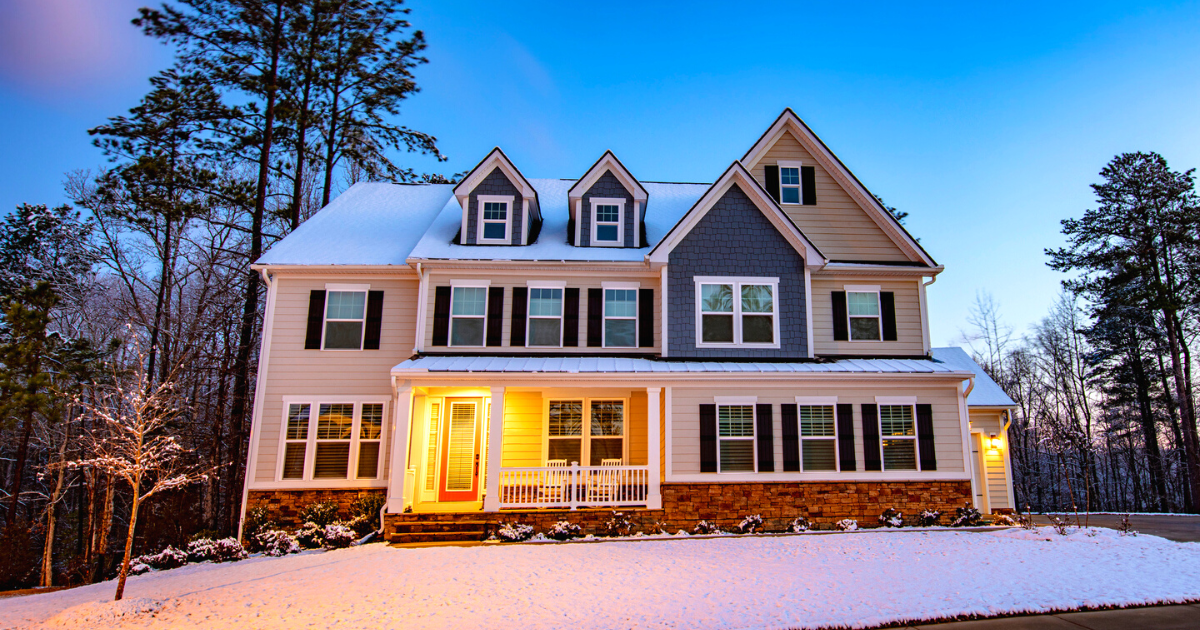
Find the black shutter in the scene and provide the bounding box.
[836,403,856,471]
[363,290,384,350]
[756,403,774,473]
[862,404,881,471]
[638,288,654,348]
[764,165,780,202]
[832,291,848,341]
[486,287,505,347]
[431,286,451,347]
[587,288,603,347]
[699,404,717,473]
[881,292,897,341]
[801,166,817,205]
[510,287,527,347]
[563,288,580,347]
[304,290,326,349]
[780,404,800,472]
[916,403,937,471]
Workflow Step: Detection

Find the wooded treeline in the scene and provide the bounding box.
[0,0,446,590]
[968,152,1200,516]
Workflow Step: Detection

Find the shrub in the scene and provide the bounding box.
[495,522,534,542]
[346,515,375,537]
[547,520,582,541]
[788,516,810,533]
[992,514,1016,526]
[738,514,764,534]
[299,501,340,527]
[187,538,247,563]
[1117,514,1138,537]
[323,524,356,549]
[878,508,904,528]
[950,504,983,528]
[295,522,325,549]
[835,519,858,531]
[254,530,301,557]
[917,510,941,527]
[243,506,277,541]
[134,546,188,571]
[1048,515,1070,536]
[602,511,635,538]
[692,520,721,535]
[350,493,386,531]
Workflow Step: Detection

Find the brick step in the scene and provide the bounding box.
[389,520,489,534]
[387,530,486,544]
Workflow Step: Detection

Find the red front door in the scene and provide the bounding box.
[438,398,483,502]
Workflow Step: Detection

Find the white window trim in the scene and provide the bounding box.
[526,286,564,349]
[714,396,758,404]
[717,403,757,474]
[274,397,391,484]
[795,396,838,405]
[590,197,625,247]
[448,284,489,348]
[542,397,630,465]
[477,194,513,244]
[777,160,803,205]
[796,403,840,473]
[694,276,781,349]
[878,403,921,472]
[321,286,369,351]
[845,285,882,343]
[602,287,639,348]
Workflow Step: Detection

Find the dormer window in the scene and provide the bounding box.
[590,198,624,246]
[778,161,803,204]
[477,195,512,244]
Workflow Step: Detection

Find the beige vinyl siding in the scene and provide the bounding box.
[745,130,909,263]
[423,273,661,353]
[970,411,1013,510]
[254,275,418,483]
[670,381,965,476]
[811,275,925,356]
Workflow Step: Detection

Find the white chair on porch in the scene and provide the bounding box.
[592,458,624,503]
[541,459,570,503]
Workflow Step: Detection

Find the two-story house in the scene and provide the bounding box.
[239,109,1017,542]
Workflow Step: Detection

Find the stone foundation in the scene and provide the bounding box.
[245,489,386,530]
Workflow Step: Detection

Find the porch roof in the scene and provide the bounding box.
[392,355,973,376]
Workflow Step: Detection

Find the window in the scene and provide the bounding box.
[718,405,756,472]
[324,290,366,349]
[281,404,310,479]
[477,195,511,243]
[314,403,354,478]
[546,399,625,465]
[590,198,624,246]
[847,290,881,341]
[527,287,563,347]
[780,166,801,204]
[798,405,837,471]
[450,286,487,346]
[357,403,383,479]
[696,277,779,347]
[880,404,917,470]
[603,289,637,347]
[277,400,388,483]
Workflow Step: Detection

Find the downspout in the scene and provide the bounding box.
[920,275,936,356]
[237,267,276,542]
[963,375,975,400]
[413,262,427,355]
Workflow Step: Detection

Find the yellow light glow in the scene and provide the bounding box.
[987,434,1002,453]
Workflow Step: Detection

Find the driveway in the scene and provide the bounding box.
[1031,514,1200,543]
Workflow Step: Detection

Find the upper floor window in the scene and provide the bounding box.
[279,400,386,482]
[603,288,637,347]
[528,287,564,347]
[879,404,917,470]
[450,286,488,347]
[847,289,881,341]
[695,277,779,348]
[477,195,512,243]
[590,198,624,246]
[779,166,801,204]
[324,290,366,350]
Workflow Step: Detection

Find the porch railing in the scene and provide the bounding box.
[497,464,650,509]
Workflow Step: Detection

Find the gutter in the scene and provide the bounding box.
[237,267,277,542]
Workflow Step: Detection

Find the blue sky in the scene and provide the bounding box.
[2,0,1199,347]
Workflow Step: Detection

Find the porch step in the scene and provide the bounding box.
[389,520,489,534]
[386,529,487,544]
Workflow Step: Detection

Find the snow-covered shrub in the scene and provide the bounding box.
[788,516,810,533]
[187,538,247,563]
[877,508,904,528]
[917,510,941,527]
[1117,514,1138,537]
[350,493,386,532]
[602,511,635,538]
[547,520,582,541]
[299,501,340,527]
[835,519,858,531]
[254,530,301,557]
[692,520,721,535]
[649,521,670,535]
[495,521,534,542]
[322,524,356,549]
[1048,515,1071,536]
[738,514,764,534]
[134,546,188,571]
[991,514,1016,526]
[346,515,374,537]
[950,505,982,528]
[129,562,151,576]
[242,506,277,541]
[295,522,325,549]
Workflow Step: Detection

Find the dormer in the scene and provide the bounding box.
[567,151,649,248]
[453,148,541,245]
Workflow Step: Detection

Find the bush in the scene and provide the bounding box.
[350,494,386,530]
[134,546,188,571]
[950,504,983,527]
[692,520,721,535]
[243,507,278,543]
[835,519,858,531]
[878,508,904,528]
[1048,515,1071,536]
[992,514,1016,526]
[299,501,340,527]
[547,520,582,541]
[346,515,375,537]
[602,511,635,538]
[295,522,325,549]
[1117,514,1138,537]
[187,538,247,563]
[323,524,356,549]
[788,516,810,533]
[254,530,301,557]
[917,510,941,527]
[738,514,764,534]
[495,522,534,542]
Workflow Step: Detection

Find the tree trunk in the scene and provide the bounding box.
[290,0,321,230]
[145,215,172,388]
[1130,332,1169,510]
[40,430,69,587]
[6,413,34,525]
[1162,309,1200,511]
[114,479,141,602]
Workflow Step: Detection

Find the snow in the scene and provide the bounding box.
[931,347,1016,407]
[5,527,1199,630]
[393,354,975,375]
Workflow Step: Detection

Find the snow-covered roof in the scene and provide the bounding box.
[258,183,452,266]
[393,355,973,375]
[931,347,1016,407]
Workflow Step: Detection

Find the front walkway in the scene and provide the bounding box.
[909,602,1200,629]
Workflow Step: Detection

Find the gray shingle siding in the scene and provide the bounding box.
[465,167,522,245]
[580,171,637,248]
[667,183,808,359]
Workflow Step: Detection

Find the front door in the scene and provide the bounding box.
[438,398,483,502]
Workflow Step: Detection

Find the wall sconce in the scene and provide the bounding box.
[987,434,1001,453]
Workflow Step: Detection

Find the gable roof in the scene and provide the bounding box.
[931,347,1017,407]
[452,147,539,205]
[567,150,648,202]
[647,161,825,267]
[741,109,936,267]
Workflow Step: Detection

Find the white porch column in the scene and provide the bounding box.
[386,380,413,513]
[647,387,662,509]
[483,386,506,512]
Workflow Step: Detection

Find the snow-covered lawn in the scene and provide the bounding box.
[4,527,1199,630]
